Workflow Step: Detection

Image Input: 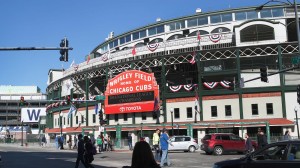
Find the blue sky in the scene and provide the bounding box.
[0,0,294,93]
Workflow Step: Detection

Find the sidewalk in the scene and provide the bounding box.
[0,142,131,153]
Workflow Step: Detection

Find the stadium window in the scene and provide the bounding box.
[235,12,247,21]
[247,11,258,20]
[114,114,119,121]
[168,21,185,31]
[76,116,78,124]
[109,42,113,49]
[124,113,128,121]
[210,15,222,24]
[120,37,125,44]
[260,9,272,18]
[272,8,284,17]
[198,17,208,25]
[93,114,96,123]
[140,30,146,38]
[225,105,232,116]
[211,106,218,117]
[63,117,65,125]
[142,113,147,120]
[252,104,259,115]
[174,108,180,119]
[113,39,118,47]
[187,107,193,118]
[55,118,57,126]
[67,118,70,125]
[133,32,139,40]
[157,25,165,34]
[148,27,156,36]
[240,24,274,42]
[221,13,232,22]
[266,103,273,115]
[125,34,131,42]
[81,115,84,123]
[187,18,197,27]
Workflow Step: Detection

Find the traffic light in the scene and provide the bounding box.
[297,85,300,104]
[260,66,268,83]
[229,81,235,91]
[20,96,25,106]
[59,38,69,62]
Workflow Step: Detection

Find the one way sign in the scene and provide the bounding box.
[21,108,46,123]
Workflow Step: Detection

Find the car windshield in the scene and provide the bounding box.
[202,135,211,140]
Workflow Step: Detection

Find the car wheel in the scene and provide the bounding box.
[213,146,223,155]
[189,146,196,152]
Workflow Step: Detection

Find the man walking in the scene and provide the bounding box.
[75,134,88,168]
[153,128,160,162]
[128,133,133,150]
[160,128,172,167]
[96,134,103,153]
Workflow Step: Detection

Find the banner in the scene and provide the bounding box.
[105,70,159,114]
[21,108,46,123]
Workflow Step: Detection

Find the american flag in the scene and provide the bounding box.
[189,51,196,65]
[132,45,136,56]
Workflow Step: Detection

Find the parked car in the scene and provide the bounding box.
[201,133,257,155]
[213,140,300,168]
[168,135,199,152]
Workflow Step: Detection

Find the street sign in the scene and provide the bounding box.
[291,56,300,64]
[96,95,105,101]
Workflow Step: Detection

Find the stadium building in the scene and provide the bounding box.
[45,4,300,145]
[0,85,47,142]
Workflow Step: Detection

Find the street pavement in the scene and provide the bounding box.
[0,143,244,168]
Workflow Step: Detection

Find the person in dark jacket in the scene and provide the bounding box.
[83,136,94,168]
[244,133,253,153]
[75,134,88,168]
[123,141,160,168]
[257,129,268,149]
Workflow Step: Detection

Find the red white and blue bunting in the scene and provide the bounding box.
[209,34,222,43]
[183,84,194,91]
[219,80,230,88]
[203,82,219,89]
[147,43,159,52]
[169,85,182,92]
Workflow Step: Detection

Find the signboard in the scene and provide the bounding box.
[104,70,159,114]
[21,108,46,123]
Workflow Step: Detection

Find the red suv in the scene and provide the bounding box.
[201,133,257,155]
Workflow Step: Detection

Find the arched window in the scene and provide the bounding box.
[188,30,209,37]
[167,34,185,41]
[149,38,163,44]
[240,24,274,42]
[211,27,231,34]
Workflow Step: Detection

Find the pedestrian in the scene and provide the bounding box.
[283,130,291,140]
[153,128,161,162]
[75,134,88,168]
[96,134,103,153]
[122,141,161,168]
[244,133,253,154]
[257,129,268,149]
[160,128,172,167]
[83,136,95,168]
[73,135,78,149]
[55,135,58,149]
[68,135,72,150]
[145,136,150,144]
[41,135,46,147]
[103,134,108,151]
[131,132,136,149]
[128,133,133,150]
[59,135,64,150]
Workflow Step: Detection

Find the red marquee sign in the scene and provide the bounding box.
[104,70,159,114]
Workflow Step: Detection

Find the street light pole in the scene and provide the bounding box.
[170,107,174,136]
[295,106,300,139]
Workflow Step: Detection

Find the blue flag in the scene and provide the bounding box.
[68,104,77,118]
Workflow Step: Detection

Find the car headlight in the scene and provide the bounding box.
[212,164,221,168]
